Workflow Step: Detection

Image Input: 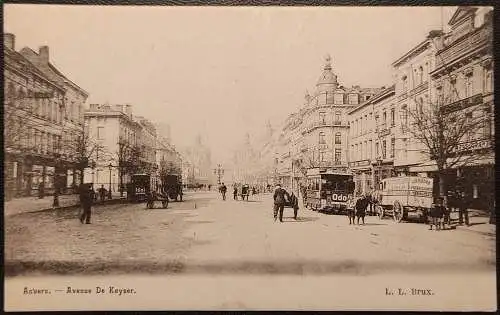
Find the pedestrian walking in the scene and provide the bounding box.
[220,182,227,200]
[79,183,93,224]
[98,184,106,203]
[233,186,238,200]
[273,184,290,223]
[429,197,445,231]
[458,190,470,226]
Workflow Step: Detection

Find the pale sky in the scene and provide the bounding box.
[4,5,456,164]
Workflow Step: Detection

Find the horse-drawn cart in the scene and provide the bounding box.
[374,176,434,223]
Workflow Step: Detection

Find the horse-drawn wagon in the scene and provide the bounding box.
[374,176,434,223]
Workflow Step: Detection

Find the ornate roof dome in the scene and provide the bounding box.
[316,54,338,92]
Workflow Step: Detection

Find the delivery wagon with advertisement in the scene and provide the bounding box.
[375,176,434,223]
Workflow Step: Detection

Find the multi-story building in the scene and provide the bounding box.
[135,116,158,173]
[84,103,141,192]
[391,29,442,176]
[20,44,89,193]
[4,34,89,199]
[347,86,396,195]
[425,6,494,211]
[268,56,381,190]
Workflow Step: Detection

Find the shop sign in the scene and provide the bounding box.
[453,138,491,153]
[349,160,371,168]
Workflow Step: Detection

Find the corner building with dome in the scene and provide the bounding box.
[272,56,382,190]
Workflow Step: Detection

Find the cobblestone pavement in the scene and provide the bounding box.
[4,193,210,275]
[4,191,496,310]
[5,191,495,276]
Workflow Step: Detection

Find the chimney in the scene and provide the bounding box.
[4,33,15,50]
[39,46,49,63]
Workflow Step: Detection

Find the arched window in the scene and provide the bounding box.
[418,66,424,85]
[335,132,341,144]
[335,111,341,124]
[390,108,395,126]
[417,97,423,113]
[318,132,326,144]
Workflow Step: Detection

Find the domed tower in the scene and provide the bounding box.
[316,54,338,94]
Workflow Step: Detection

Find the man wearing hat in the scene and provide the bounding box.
[273,183,290,222]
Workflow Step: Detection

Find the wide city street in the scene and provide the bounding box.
[5,191,496,310]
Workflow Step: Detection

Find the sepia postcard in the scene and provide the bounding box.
[3,3,496,311]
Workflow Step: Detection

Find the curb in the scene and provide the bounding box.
[10,198,129,216]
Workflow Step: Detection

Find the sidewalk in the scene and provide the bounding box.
[449,209,495,237]
[4,192,125,217]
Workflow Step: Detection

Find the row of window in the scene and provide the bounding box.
[316,149,342,163]
[318,132,342,145]
[400,63,430,93]
[18,127,63,155]
[310,92,371,106]
[435,67,493,104]
[350,108,397,137]
[351,137,395,162]
[7,82,83,124]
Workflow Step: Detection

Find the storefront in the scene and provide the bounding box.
[349,160,373,195]
[409,156,494,212]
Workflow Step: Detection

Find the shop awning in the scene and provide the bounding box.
[408,155,495,173]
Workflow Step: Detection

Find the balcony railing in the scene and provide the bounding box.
[303,120,345,133]
[440,93,483,115]
[436,24,492,68]
[408,81,429,97]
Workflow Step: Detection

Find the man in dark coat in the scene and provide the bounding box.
[79,183,93,224]
[429,197,445,231]
[220,183,227,200]
[233,186,238,200]
[355,195,369,225]
[273,184,290,223]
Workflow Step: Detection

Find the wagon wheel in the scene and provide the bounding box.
[393,200,404,223]
[376,205,385,220]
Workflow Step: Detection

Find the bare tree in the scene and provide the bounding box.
[405,95,492,205]
[115,139,144,195]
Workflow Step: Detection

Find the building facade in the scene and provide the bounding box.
[425,6,494,211]
[84,104,142,192]
[4,33,89,200]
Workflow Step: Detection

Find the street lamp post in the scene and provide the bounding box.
[108,163,112,199]
[213,164,224,185]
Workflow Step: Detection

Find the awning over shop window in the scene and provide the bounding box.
[408,155,494,173]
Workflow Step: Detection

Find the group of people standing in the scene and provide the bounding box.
[346,194,371,225]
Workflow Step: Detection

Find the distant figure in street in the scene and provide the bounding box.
[220,183,227,200]
[273,184,290,223]
[429,197,445,231]
[98,184,106,203]
[38,182,45,199]
[233,186,238,200]
[79,183,93,224]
